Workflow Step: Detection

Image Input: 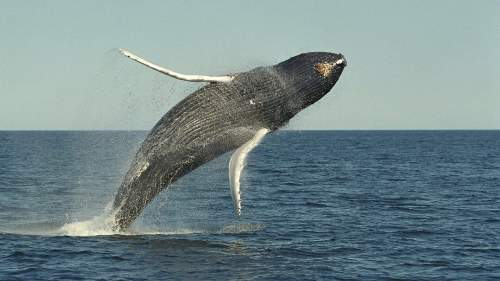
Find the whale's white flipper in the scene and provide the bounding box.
[119,49,234,83]
[229,128,269,216]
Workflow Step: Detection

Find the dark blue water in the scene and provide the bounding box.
[0,131,499,280]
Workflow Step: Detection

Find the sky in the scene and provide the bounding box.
[1,0,499,130]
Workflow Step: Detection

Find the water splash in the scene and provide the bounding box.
[56,202,117,236]
[59,214,117,236]
[229,128,269,216]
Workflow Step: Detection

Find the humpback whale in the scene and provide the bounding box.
[112,49,347,230]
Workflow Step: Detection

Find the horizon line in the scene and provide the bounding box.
[1,129,499,132]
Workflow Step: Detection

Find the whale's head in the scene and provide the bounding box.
[275,52,346,110]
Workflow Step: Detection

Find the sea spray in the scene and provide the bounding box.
[59,202,119,236]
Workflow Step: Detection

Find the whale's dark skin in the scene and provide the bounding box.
[112,52,346,230]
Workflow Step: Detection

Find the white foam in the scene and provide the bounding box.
[59,214,118,236]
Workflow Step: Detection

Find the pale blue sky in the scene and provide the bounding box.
[1,0,499,130]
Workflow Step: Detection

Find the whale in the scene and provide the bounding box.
[112,49,347,230]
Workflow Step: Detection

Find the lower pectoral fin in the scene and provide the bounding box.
[228,128,269,216]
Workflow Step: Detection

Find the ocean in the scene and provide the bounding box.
[0,130,499,280]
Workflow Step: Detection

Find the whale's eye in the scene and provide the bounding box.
[314,62,334,78]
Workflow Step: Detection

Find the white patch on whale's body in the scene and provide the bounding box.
[228,128,269,216]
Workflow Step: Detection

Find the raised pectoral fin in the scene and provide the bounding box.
[119,48,234,83]
[228,128,269,216]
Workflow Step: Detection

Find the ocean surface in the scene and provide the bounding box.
[0,130,499,280]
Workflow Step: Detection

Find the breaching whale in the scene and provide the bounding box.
[112,49,347,230]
